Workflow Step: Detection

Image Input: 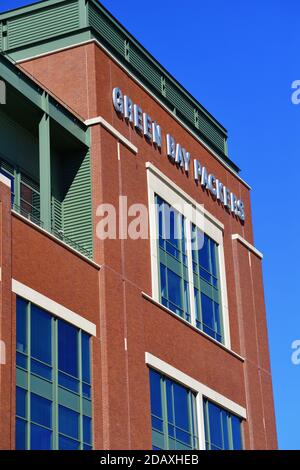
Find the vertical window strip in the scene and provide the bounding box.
[155,194,224,343]
[156,195,190,322]
[150,369,198,450]
[15,297,93,450]
[203,399,243,450]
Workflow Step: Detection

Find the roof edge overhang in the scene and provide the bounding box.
[0,52,88,146]
[0,0,241,174]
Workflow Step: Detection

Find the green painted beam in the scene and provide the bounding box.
[39,97,51,231]
[0,54,88,146]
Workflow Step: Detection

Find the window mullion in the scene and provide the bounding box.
[227,414,234,450]
[52,318,58,450]
[178,214,185,319]
[26,301,31,451]
[186,221,196,327]
[161,377,169,450]
[78,331,83,449]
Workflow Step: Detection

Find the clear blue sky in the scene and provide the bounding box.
[1,0,298,450]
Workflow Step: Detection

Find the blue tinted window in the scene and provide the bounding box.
[58,320,78,378]
[16,298,27,353]
[207,402,223,450]
[150,370,162,419]
[83,416,92,444]
[31,305,52,365]
[31,359,52,381]
[167,269,182,308]
[201,293,214,334]
[160,264,167,300]
[58,372,79,393]
[82,383,91,399]
[16,418,27,450]
[83,444,92,451]
[82,333,91,384]
[150,369,197,450]
[16,387,26,418]
[59,435,80,450]
[204,400,243,450]
[232,415,243,449]
[59,406,79,440]
[174,383,189,431]
[31,394,52,428]
[199,234,210,271]
[16,297,92,450]
[31,424,52,450]
[156,196,189,321]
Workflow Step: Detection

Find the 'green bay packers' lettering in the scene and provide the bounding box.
[113,87,245,222]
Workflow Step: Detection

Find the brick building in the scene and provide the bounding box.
[0,0,277,450]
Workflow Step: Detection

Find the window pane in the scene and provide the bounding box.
[16,297,27,353]
[173,383,189,432]
[58,320,78,378]
[83,444,92,451]
[16,352,27,369]
[167,269,182,308]
[82,383,91,399]
[210,240,218,278]
[160,264,167,300]
[16,387,26,418]
[150,370,162,419]
[58,372,79,393]
[201,293,214,335]
[59,435,80,450]
[83,416,92,444]
[166,380,174,425]
[31,359,52,381]
[82,333,91,384]
[16,418,27,450]
[214,302,222,342]
[31,394,52,428]
[221,409,230,450]
[232,415,243,449]
[59,406,79,440]
[31,305,52,365]
[207,401,223,449]
[31,423,52,450]
[199,234,210,271]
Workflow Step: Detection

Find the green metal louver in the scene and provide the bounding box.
[7,1,79,50]
[62,149,93,256]
[89,2,124,57]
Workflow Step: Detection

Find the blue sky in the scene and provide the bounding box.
[1,0,299,450]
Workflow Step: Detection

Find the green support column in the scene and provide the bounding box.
[39,94,51,231]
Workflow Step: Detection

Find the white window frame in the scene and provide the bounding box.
[12,279,96,336]
[146,352,246,450]
[146,162,230,348]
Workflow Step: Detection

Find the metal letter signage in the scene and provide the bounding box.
[112,87,245,221]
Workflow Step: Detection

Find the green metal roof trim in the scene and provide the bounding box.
[0,0,240,172]
[0,52,88,145]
